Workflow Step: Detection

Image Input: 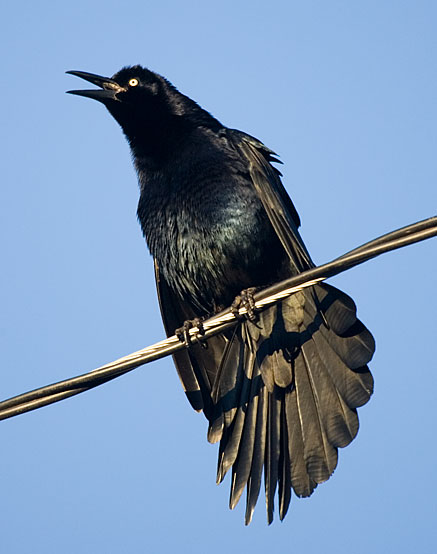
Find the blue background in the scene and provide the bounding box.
[1,1,436,552]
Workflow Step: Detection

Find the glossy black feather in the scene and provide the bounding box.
[70,65,376,524]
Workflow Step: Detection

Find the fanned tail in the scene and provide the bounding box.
[207,283,374,524]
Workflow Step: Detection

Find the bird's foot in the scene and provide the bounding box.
[231,287,258,322]
[176,317,207,349]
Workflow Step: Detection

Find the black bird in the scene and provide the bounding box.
[67,66,375,524]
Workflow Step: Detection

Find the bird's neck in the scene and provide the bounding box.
[122,111,177,166]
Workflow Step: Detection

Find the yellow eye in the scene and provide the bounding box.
[128,78,139,87]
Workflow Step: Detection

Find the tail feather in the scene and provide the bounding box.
[245,385,268,525]
[229,340,264,509]
[314,283,359,334]
[309,287,375,411]
[265,388,281,523]
[295,343,338,483]
[318,318,375,369]
[284,387,317,497]
[219,349,255,480]
[278,404,292,520]
[208,328,243,445]
[229,369,260,509]
[194,283,374,523]
[305,289,375,369]
[298,315,360,447]
[307,313,374,408]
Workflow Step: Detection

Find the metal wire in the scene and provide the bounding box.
[1,216,436,422]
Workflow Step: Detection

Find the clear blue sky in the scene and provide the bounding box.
[1,1,436,552]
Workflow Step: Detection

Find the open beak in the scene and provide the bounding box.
[66,70,124,102]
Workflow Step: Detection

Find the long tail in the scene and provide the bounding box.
[207,283,375,524]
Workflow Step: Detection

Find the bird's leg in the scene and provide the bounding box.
[176,317,208,349]
[231,287,258,322]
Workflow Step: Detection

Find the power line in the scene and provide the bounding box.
[0,216,436,422]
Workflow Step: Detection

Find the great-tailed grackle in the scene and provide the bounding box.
[67,66,375,524]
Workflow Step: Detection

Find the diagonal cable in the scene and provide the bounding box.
[0,216,436,421]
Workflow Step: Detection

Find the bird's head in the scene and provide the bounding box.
[67,66,166,103]
[67,66,174,133]
[67,65,222,159]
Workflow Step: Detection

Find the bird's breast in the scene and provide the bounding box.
[137,170,286,314]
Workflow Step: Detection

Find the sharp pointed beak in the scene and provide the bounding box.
[66,70,124,101]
